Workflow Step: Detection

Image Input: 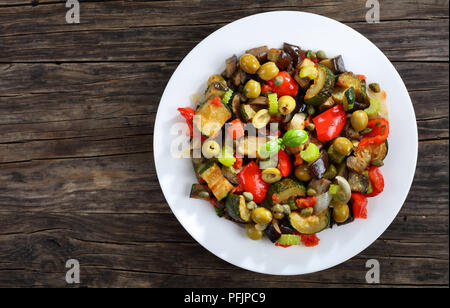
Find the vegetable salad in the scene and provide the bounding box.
[178,43,389,247]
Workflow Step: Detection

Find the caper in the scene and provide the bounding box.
[306,123,316,131]
[272,203,284,213]
[372,159,385,167]
[273,212,285,220]
[307,188,317,196]
[278,96,296,115]
[307,105,315,116]
[257,61,279,81]
[333,137,354,156]
[351,110,369,132]
[251,207,273,225]
[243,79,261,99]
[239,54,260,74]
[201,140,220,158]
[274,76,284,86]
[295,164,312,182]
[243,192,254,202]
[246,201,257,210]
[300,207,314,217]
[316,50,327,60]
[369,83,381,93]
[198,191,210,199]
[245,224,263,240]
[333,203,350,223]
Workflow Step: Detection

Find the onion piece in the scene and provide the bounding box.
[335,176,352,204]
[314,192,332,214]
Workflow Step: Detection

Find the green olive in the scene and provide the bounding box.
[207,74,225,86]
[333,203,350,223]
[251,207,273,225]
[262,168,282,183]
[239,54,261,74]
[273,212,285,220]
[278,96,296,115]
[245,224,263,240]
[257,61,279,81]
[244,79,261,99]
[295,164,312,182]
[351,110,369,132]
[300,207,314,217]
[316,50,327,60]
[333,137,354,156]
[369,83,381,93]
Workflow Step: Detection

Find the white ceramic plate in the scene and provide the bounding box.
[154,11,418,275]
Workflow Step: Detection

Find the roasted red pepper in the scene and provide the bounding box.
[301,234,320,247]
[366,166,385,197]
[294,153,304,167]
[351,193,368,219]
[177,107,195,137]
[312,104,347,141]
[277,150,292,177]
[228,118,245,140]
[262,71,299,98]
[296,196,317,208]
[238,161,270,203]
[359,118,389,147]
[233,154,243,170]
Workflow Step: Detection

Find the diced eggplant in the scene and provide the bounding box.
[278,217,295,234]
[283,42,303,66]
[265,220,282,243]
[246,46,269,62]
[308,178,332,195]
[319,55,346,74]
[318,96,336,113]
[347,147,372,173]
[348,171,369,194]
[248,96,268,106]
[232,68,248,87]
[268,48,293,70]
[343,120,362,140]
[225,55,237,79]
[221,166,240,185]
[308,150,329,179]
[231,93,241,117]
[336,162,348,179]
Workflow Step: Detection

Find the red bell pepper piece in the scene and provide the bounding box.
[351,193,368,219]
[177,107,195,137]
[262,71,299,98]
[312,104,347,141]
[295,196,317,208]
[238,161,270,203]
[233,154,243,170]
[294,153,304,167]
[359,118,389,147]
[227,118,245,140]
[301,234,320,247]
[277,150,292,177]
[210,96,222,107]
[366,166,385,197]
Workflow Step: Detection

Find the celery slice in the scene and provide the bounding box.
[277,234,301,246]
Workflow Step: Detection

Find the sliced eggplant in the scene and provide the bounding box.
[308,150,329,179]
[279,217,295,234]
[225,55,237,79]
[283,42,303,66]
[231,93,242,117]
[319,55,346,74]
[308,178,332,195]
[267,48,293,70]
[232,68,248,87]
[348,171,369,194]
[221,166,240,185]
[248,96,268,106]
[265,220,282,243]
[246,46,269,62]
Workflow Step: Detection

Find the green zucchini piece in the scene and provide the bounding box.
[193,97,232,138]
[289,210,330,235]
[190,184,211,200]
[225,193,251,222]
[336,72,365,102]
[345,86,356,111]
[240,104,257,122]
[200,163,234,201]
[304,64,336,106]
[266,178,306,207]
[205,82,227,100]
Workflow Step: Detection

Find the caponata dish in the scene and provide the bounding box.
[178,43,389,247]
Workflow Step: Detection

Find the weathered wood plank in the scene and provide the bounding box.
[0,2,448,62]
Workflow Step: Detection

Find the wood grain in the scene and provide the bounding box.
[0,0,448,288]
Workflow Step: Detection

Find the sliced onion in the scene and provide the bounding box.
[335,176,352,204]
[314,192,332,214]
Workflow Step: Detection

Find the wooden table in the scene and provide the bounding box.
[0,0,448,288]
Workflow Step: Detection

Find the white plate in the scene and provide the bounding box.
[153,11,418,275]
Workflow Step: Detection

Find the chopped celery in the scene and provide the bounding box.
[364,97,381,116]
[329,184,340,195]
[300,143,320,162]
[299,66,319,80]
[222,89,233,105]
[268,93,279,115]
[277,234,301,246]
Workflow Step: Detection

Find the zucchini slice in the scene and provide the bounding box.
[226,193,251,222]
[336,72,367,102]
[289,210,330,235]
[304,65,336,106]
[240,104,257,122]
[266,178,306,207]
[205,82,227,100]
[193,97,232,138]
[200,163,234,201]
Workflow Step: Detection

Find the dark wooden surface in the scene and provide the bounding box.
[0,0,448,288]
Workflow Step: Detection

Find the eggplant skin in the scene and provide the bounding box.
[265,220,282,243]
[308,150,330,179]
[308,178,332,195]
[348,171,369,194]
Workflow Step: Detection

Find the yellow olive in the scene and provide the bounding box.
[207,74,225,86]
[333,203,350,223]
[251,207,273,225]
[244,79,261,99]
[351,110,369,132]
[278,96,296,115]
[245,224,263,240]
[261,168,282,184]
[239,54,261,74]
[273,212,285,220]
[257,61,279,81]
[295,164,312,182]
[333,137,354,156]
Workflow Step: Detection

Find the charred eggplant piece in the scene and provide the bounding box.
[308,150,329,179]
[231,93,241,117]
[268,48,293,70]
[348,171,369,194]
[265,220,282,243]
[336,162,349,179]
[225,55,238,79]
[248,96,268,106]
[283,42,303,66]
[232,68,248,87]
[308,178,332,195]
[278,217,295,234]
[246,46,269,63]
[319,55,346,74]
